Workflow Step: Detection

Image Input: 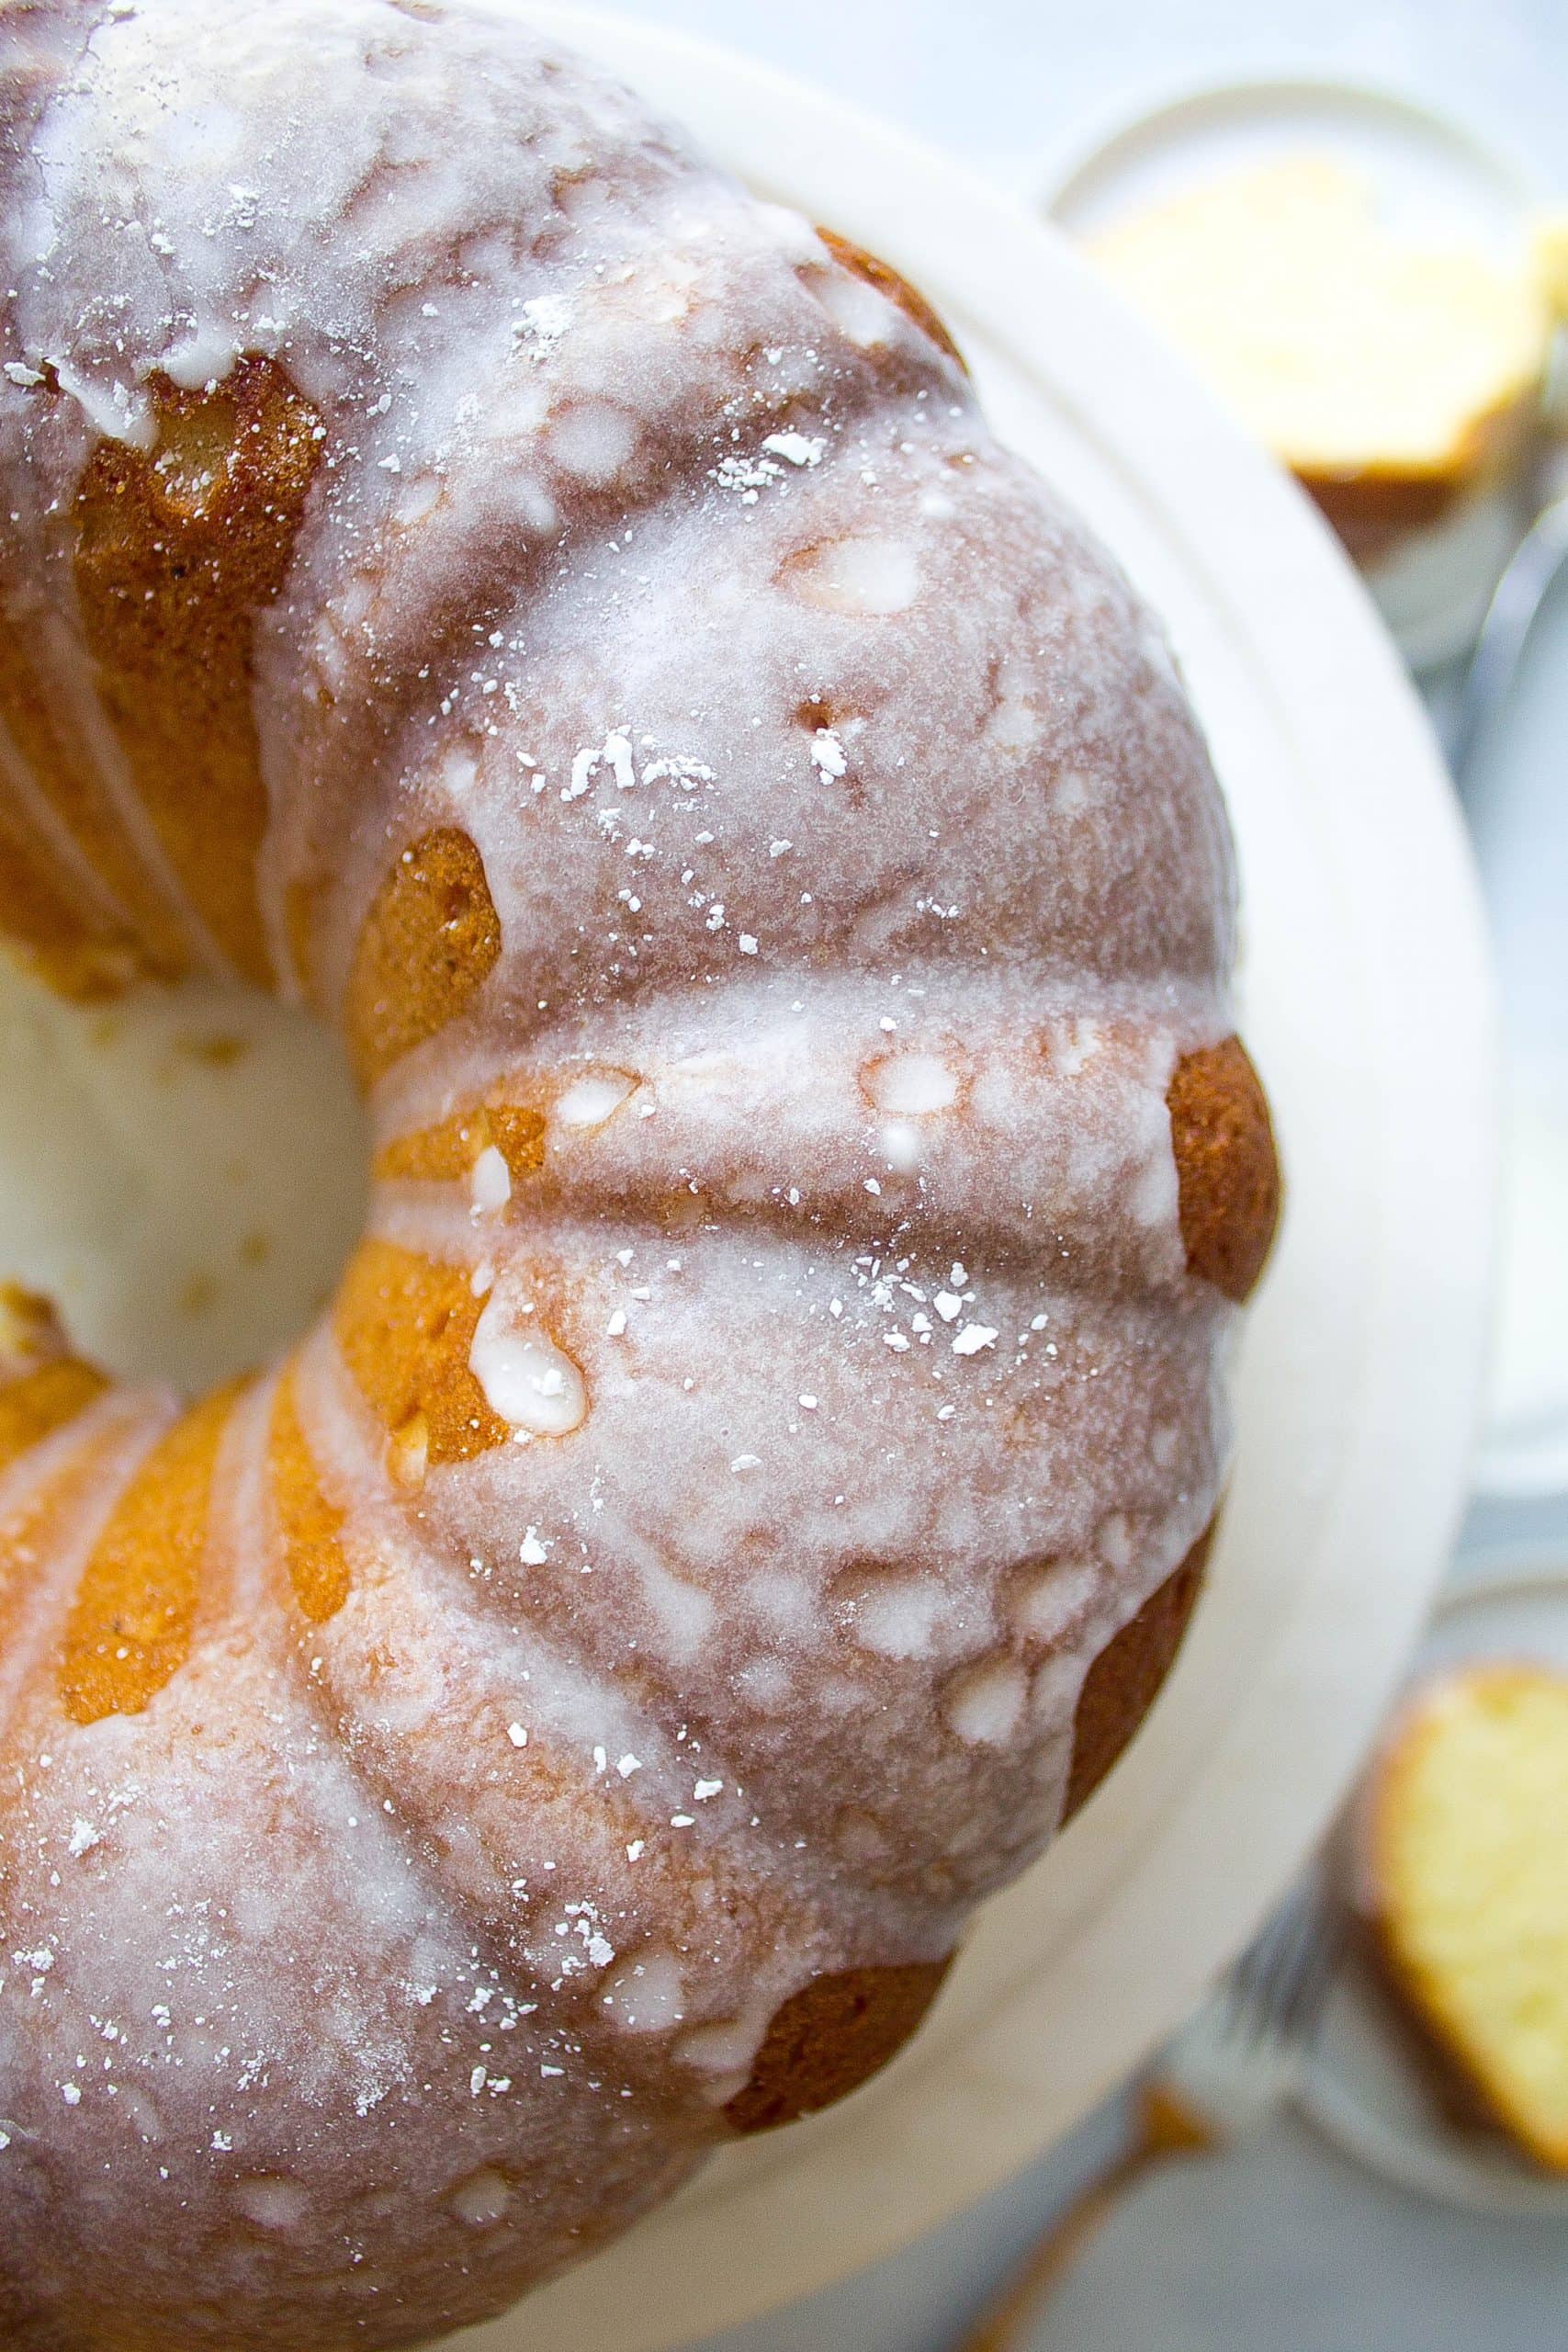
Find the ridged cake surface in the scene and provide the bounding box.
[0,3,1278,2344]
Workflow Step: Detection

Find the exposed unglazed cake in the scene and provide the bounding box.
[0,3,1279,2345]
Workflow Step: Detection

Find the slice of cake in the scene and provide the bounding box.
[1088,155,1560,559]
[1371,1663,1568,2170]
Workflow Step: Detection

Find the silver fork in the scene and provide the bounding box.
[1444,484,1568,785]
[954,1876,1340,2352]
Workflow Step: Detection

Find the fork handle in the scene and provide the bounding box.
[953,2082,1216,2352]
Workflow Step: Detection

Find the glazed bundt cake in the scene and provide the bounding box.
[0,2,1280,2345]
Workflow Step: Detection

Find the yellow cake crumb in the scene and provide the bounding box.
[1373,1663,1568,2171]
[1089,156,1557,484]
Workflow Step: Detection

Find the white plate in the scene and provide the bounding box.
[0,13,1496,2348]
[457,14,1495,2346]
[1303,1550,1568,2218]
[1038,75,1547,672]
[1042,74,1538,257]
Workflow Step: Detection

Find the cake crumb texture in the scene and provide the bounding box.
[1373,1665,1568,2172]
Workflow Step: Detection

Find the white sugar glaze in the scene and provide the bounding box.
[0,2,1247,2345]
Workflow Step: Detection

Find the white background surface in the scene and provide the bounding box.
[579,0,1568,200]
[530,1,1568,2346]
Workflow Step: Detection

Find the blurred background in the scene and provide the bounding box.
[572,0,1567,201]
[553,1,1568,2346]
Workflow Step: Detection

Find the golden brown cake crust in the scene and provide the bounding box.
[332,1236,511,1471]
[0,607,185,999]
[816,228,966,370]
[0,1283,109,1476]
[72,356,321,987]
[711,1515,1225,2128]
[1167,1037,1280,1303]
[56,1378,247,1725]
[1061,1518,1215,1824]
[724,1959,953,2133]
[0,781,139,1001]
[344,827,502,1083]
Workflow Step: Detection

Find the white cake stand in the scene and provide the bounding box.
[0,11,1495,2348]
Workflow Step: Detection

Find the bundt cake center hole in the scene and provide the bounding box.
[0,956,368,1396]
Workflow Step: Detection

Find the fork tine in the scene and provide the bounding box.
[1220,1871,1338,2053]
[1221,1898,1293,2019]
[1278,1904,1341,2041]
